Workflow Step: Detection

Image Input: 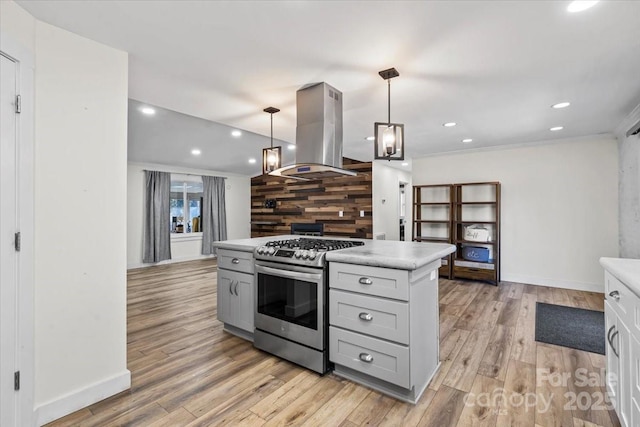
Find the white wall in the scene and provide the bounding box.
[412,136,619,291]
[127,162,251,268]
[373,162,412,241]
[33,19,130,425]
[617,104,640,259]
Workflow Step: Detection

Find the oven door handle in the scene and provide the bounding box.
[256,265,323,282]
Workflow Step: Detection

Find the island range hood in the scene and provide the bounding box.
[268,82,357,180]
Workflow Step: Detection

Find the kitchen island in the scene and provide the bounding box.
[213,236,455,403]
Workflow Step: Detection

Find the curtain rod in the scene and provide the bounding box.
[144,169,227,179]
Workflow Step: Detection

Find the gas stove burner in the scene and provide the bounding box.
[256,237,365,267]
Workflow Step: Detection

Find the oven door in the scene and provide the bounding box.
[255,261,325,350]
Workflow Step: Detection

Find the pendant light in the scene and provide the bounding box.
[262,107,282,174]
[374,67,404,161]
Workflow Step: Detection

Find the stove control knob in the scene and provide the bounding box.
[302,251,310,259]
[294,251,302,258]
[267,247,276,255]
[257,246,265,254]
[308,251,317,260]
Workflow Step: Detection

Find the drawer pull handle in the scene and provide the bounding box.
[609,290,620,301]
[610,330,619,358]
[359,353,373,363]
[231,258,240,264]
[359,277,372,285]
[229,280,235,295]
[359,312,373,321]
[607,325,615,344]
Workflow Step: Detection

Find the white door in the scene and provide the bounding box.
[0,52,19,427]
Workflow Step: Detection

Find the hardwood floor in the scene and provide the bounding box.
[47,259,620,427]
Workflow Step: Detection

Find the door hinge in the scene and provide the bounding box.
[15,95,21,114]
[14,371,20,391]
[14,232,21,251]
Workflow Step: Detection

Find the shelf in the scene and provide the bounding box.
[454,201,496,205]
[250,221,281,225]
[416,202,450,206]
[453,258,496,267]
[413,237,450,242]
[454,221,497,225]
[415,220,450,224]
[455,239,496,245]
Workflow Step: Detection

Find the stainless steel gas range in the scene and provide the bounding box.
[253,237,364,374]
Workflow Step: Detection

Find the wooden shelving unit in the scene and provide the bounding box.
[451,182,501,285]
[412,184,453,278]
[413,182,501,284]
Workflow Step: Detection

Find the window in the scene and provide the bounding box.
[170,176,203,234]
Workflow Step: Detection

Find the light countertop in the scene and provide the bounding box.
[213,235,297,252]
[214,235,455,271]
[600,257,640,297]
[325,240,455,270]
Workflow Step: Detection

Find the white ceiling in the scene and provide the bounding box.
[17,0,640,176]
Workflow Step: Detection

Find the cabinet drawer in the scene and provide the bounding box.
[329,326,410,388]
[329,262,409,301]
[330,289,409,345]
[605,271,636,327]
[218,249,254,274]
[453,266,495,282]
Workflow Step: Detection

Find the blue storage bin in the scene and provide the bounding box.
[461,246,490,263]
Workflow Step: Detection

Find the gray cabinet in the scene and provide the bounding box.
[329,260,440,403]
[217,249,255,340]
[604,269,638,427]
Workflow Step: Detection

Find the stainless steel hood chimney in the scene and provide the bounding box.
[269,82,356,180]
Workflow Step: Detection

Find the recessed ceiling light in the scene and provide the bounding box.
[550,126,564,131]
[567,1,599,13]
[401,162,409,166]
[443,122,457,127]
[288,144,296,150]
[140,107,155,115]
[462,138,473,143]
[191,149,201,156]
[248,158,256,164]
[231,130,242,137]
[365,136,375,141]
[552,102,571,109]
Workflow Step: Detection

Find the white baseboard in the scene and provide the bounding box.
[35,370,131,426]
[127,254,215,270]
[503,273,603,293]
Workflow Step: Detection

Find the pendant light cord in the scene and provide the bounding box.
[270,113,273,149]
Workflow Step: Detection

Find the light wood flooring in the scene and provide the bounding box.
[47,259,620,427]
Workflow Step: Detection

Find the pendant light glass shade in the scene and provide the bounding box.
[262,146,281,173]
[262,106,282,174]
[374,68,404,161]
[374,122,404,159]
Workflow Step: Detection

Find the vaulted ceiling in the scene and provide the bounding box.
[18,0,640,176]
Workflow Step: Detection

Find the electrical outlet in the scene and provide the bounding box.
[338,211,344,217]
[360,210,365,217]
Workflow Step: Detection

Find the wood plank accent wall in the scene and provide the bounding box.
[250,159,373,238]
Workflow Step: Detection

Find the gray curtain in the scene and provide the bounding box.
[143,171,172,263]
[202,176,227,255]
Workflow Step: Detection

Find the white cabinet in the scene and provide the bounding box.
[217,249,255,340]
[329,260,440,403]
[604,270,639,427]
